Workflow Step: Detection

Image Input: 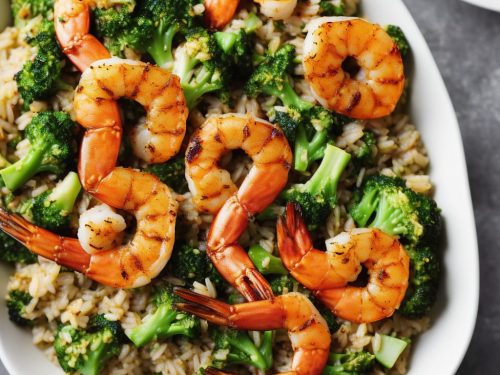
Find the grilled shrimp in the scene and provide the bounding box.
[54,0,111,72]
[75,58,187,191]
[204,0,296,29]
[77,204,126,254]
[176,288,331,375]
[0,170,178,288]
[277,204,410,323]
[303,17,405,119]
[185,114,292,301]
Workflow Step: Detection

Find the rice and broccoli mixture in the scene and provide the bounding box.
[0,0,442,374]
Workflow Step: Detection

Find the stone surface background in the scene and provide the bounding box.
[1,0,500,373]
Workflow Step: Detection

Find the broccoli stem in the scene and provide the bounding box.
[128,305,177,347]
[369,193,407,236]
[46,172,82,214]
[147,22,179,68]
[278,80,314,112]
[244,13,262,33]
[304,144,351,203]
[214,32,238,53]
[248,244,287,275]
[294,126,329,172]
[226,331,267,370]
[0,146,46,191]
[182,67,222,109]
[78,341,108,375]
[259,331,274,370]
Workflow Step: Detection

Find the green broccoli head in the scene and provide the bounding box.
[54,315,126,375]
[92,5,152,58]
[127,282,201,347]
[0,111,77,191]
[15,20,66,108]
[323,351,376,374]
[138,0,203,66]
[6,290,34,326]
[269,274,298,295]
[145,156,188,194]
[170,244,224,288]
[172,28,224,108]
[318,0,346,16]
[350,175,441,247]
[211,328,268,370]
[11,0,54,26]
[386,25,410,58]
[282,144,351,231]
[399,246,440,319]
[31,171,82,232]
[0,230,37,264]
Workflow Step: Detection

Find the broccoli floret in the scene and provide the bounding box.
[0,228,37,264]
[54,315,126,375]
[386,25,410,58]
[269,274,298,295]
[139,0,203,67]
[248,244,287,275]
[170,244,224,288]
[172,28,224,108]
[322,351,376,374]
[399,246,440,319]
[11,0,54,25]
[350,175,441,247]
[282,144,351,230]
[6,290,34,326]
[243,13,263,34]
[31,171,82,232]
[0,111,77,191]
[318,0,346,16]
[92,4,151,58]
[246,44,350,171]
[353,131,376,169]
[213,29,253,79]
[173,27,252,108]
[15,20,66,108]
[211,328,269,370]
[145,156,188,194]
[127,283,200,347]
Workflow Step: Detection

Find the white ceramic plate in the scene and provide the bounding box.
[0,0,479,374]
[460,0,500,12]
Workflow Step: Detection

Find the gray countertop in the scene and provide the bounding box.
[1,0,499,373]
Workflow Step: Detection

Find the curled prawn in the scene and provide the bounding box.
[277,204,410,323]
[303,17,405,119]
[0,170,177,288]
[204,0,296,29]
[185,114,292,301]
[75,58,188,191]
[176,288,331,375]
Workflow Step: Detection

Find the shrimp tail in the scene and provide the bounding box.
[209,242,274,302]
[0,209,90,272]
[277,203,313,270]
[175,288,233,326]
[175,288,285,331]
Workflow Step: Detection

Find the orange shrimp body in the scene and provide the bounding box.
[185,114,292,301]
[0,170,178,288]
[176,288,331,375]
[303,17,405,119]
[277,204,410,323]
